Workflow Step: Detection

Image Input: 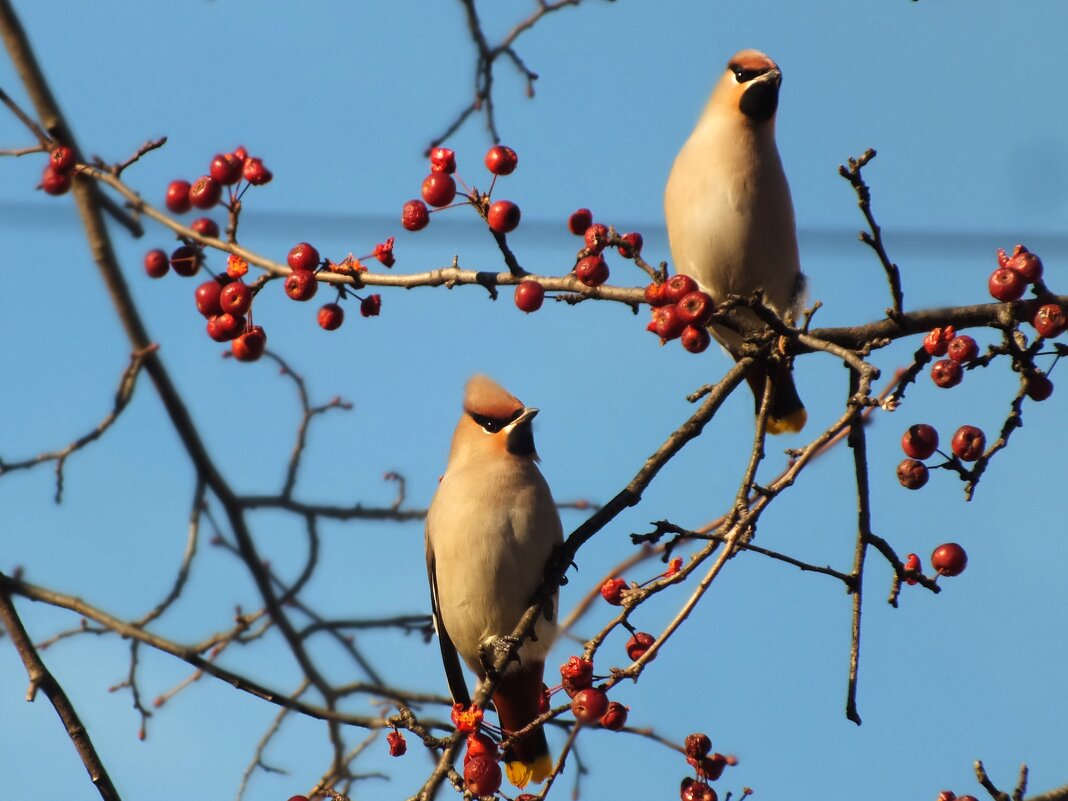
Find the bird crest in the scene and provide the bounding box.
[463,374,524,420]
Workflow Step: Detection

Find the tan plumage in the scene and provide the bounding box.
[426,375,562,788]
[665,49,807,433]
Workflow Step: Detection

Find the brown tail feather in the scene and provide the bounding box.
[492,662,551,787]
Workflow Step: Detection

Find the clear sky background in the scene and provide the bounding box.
[2,2,1067,801]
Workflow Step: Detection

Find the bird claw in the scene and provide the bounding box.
[479,636,522,678]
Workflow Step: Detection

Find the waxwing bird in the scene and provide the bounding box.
[425,374,563,788]
[664,48,807,434]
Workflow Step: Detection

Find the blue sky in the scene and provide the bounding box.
[2,2,1067,800]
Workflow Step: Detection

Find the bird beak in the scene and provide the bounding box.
[755,67,782,87]
[509,407,539,430]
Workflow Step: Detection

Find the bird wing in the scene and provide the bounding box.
[426,539,472,707]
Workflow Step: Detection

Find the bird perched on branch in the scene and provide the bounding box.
[425,374,563,788]
[665,48,807,434]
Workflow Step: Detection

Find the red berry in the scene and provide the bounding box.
[209,153,243,185]
[694,753,728,781]
[681,325,711,354]
[644,282,668,307]
[930,359,963,388]
[169,245,201,277]
[618,232,644,258]
[988,267,1026,301]
[901,424,939,460]
[1005,245,1043,283]
[1032,303,1066,338]
[600,701,629,731]
[904,553,922,585]
[931,543,967,577]
[923,326,956,357]
[194,280,224,318]
[284,269,318,301]
[231,325,267,362]
[144,248,169,278]
[464,732,498,763]
[188,175,221,209]
[386,729,406,757]
[206,313,245,342]
[664,274,699,304]
[625,631,655,661]
[896,459,929,490]
[599,578,628,606]
[684,733,712,759]
[402,199,430,231]
[463,755,502,797]
[568,208,593,235]
[287,242,321,272]
[951,425,985,462]
[576,254,609,287]
[1026,373,1054,401]
[191,217,220,239]
[421,172,457,207]
[40,165,72,195]
[429,147,456,174]
[583,223,608,254]
[286,796,309,801]
[487,200,521,233]
[360,294,382,317]
[570,687,609,724]
[957,797,979,801]
[373,237,396,267]
[676,290,715,326]
[242,157,272,185]
[514,280,545,313]
[165,179,192,213]
[560,656,594,696]
[946,335,978,363]
[937,792,957,801]
[318,302,344,331]
[484,144,518,176]
[681,780,718,801]
[50,145,76,173]
[651,305,686,342]
[219,281,252,316]
[232,145,248,162]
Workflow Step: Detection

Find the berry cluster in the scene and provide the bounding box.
[937,791,978,801]
[644,275,715,353]
[677,732,738,801]
[564,207,645,292]
[164,145,272,219]
[554,656,629,730]
[902,543,968,585]
[897,422,988,490]
[39,145,77,195]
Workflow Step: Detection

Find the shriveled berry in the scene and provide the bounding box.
[576,254,609,287]
[242,157,272,185]
[386,729,406,757]
[570,687,609,723]
[144,248,169,278]
[219,281,252,316]
[923,326,955,357]
[318,302,344,331]
[560,656,594,696]
[188,175,221,209]
[600,578,628,606]
[664,274,699,304]
[947,335,978,363]
[50,145,76,174]
[1033,303,1067,338]
[194,280,224,318]
[165,180,192,213]
[625,631,655,661]
[487,200,520,233]
[618,232,644,258]
[684,733,712,759]
[694,753,728,781]
[373,237,396,267]
[484,144,518,176]
[651,305,686,342]
[600,701,629,731]
[463,755,502,797]
[40,165,71,195]
[514,280,545,313]
[677,290,714,326]
[644,282,668,307]
[360,294,382,317]
[681,325,711,354]
[583,223,608,254]
[464,732,498,763]
[1026,373,1054,401]
[901,424,939,460]
[402,199,430,231]
[931,543,967,577]
[287,242,321,272]
[231,325,267,361]
[421,172,457,207]
[568,208,593,235]
[896,459,929,490]
[930,359,963,388]
[904,553,922,585]
[1005,245,1042,283]
[209,153,243,185]
[284,269,318,301]
[951,425,985,462]
[191,217,220,239]
[988,267,1026,301]
[429,147,456,174]
[207,313,245,342]
[169,245,201,277]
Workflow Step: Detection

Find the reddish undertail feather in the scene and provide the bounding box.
[745,362,807,434]
[492,662,552,788]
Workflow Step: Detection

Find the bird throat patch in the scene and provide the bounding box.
[740,81,779,122]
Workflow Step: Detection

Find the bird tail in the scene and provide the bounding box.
[492,662,552,788]
[746,361,806,434]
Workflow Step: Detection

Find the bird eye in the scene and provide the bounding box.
[730,64,764,83]
[470,413,504,433]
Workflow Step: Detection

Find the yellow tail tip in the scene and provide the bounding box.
[505,753,553,788]
[767,407,807,435]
